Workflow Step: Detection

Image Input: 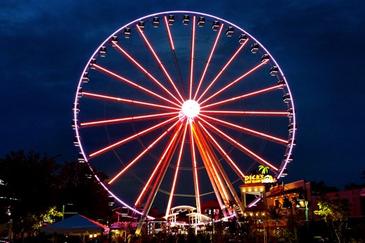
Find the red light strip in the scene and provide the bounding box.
[108,120,180,185]
[194,124,230,204]
[80,111,178,127]
[200,59,269,105]
[198,125,232,204]
[137,125,181,219]
[199,117,279,171]
[200,114,288,145]
[189,16,196,99]
[165,121,189,217]
[201,84,285,109]
[197,38,249,102]
[192,126,226,212]
[135,123,183,206]
[198,121,246,180]
[193,24,224,100]
[113,42,182,105]
[136,25,184,102]
[164,16,175,50]
[89,116,177,158]
[201,110,290,117]
[202,140,230,203]
[189,122,201,214]
[82,92,179,111]
[93,64,180,107]
[201,128,243,213]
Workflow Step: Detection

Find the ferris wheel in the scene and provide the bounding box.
[73,11,296,222]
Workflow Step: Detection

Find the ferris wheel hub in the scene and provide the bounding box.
[181,99,200,120]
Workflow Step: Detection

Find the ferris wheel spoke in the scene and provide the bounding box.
[80,112,179,128]
[165,121,189,218]
[198,127,233,204]
[82,92,179,111]
[136,25,184,102]
[201,110,290,117]
[108,119,181,185]
[189,123,201,215]
[89,116,178,158]
[201,128,244,213]
[137,129,181,224]
[200,114,288,145]
[197,123,242,209]
[188,16,196,99]
[112,42,182,105]
[164,16,176,51]
[192,124,229,213]
[135,123,183,206]
[192,127,227,213]
[163,16,185,92]
[197,38,249,102]
[201,84,285,109]
[197,121,246,180]
[193,24,224,100]
[92,64,180,107]
[200,59,270,105]
[199,117,279,171]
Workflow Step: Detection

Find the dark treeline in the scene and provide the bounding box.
[0,150,111,237]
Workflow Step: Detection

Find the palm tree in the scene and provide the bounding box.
[258,165,269,175]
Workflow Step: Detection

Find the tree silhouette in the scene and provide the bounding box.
[0,150,110,237]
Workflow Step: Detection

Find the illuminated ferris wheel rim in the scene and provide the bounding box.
[72,10,297,219]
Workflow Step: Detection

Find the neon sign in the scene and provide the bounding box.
[244,174,276,184]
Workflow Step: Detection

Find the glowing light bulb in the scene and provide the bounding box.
[181,100,200,120]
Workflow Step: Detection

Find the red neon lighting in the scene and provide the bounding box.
[192,126,225,211]
[82,92,179,111]
[113,42,182,105]
[164,16,175,50]
[201,110,290,117]
[93,64,180,107]
[136,25,184,102]
[135,123,183,206]
[108,120,180,184]
[165,121,189,217]
[200,59,269,105]
[189,16,196,99]
[80,112,178,127]
[200,114,288,144]
[199,117,279,171]
[193,24,224,100]
[204,144,230,202]
[201,84,285,109]
[198,122,246,180]
[189,123,201,214]
[89,116,177,158]
[202,130,243,210]
[197,38,249,102]
[194,124,230,204]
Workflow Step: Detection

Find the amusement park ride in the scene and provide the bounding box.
[72,11,296,234]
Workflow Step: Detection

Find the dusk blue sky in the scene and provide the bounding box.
[1,0,364,187]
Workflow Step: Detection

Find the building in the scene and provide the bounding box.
[326,187,365,218]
